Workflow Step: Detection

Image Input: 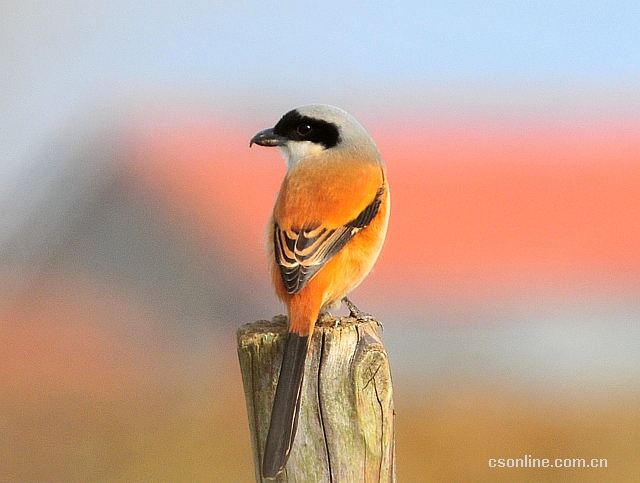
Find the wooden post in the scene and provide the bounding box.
[237,315,396,483]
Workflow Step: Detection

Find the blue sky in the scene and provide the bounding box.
[5,2,639,87]
[2,1,639,176]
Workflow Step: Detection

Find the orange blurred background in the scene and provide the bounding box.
[3,110,639,482]
[2,3,640,482]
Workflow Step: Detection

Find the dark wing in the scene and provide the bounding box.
[274,187,384,294]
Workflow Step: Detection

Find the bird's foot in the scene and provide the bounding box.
[341,297,382,329]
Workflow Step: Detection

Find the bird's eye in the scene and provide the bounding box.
[296,124,312,136]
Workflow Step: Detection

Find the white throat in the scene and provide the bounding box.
[279,141,325,170]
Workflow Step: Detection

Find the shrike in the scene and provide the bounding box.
[250,104,390,478]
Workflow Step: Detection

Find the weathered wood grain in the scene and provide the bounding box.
[237,315,395,483]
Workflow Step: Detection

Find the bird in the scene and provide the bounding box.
[250,104,390,479]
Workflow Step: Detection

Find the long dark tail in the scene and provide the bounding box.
[262,332,309,479]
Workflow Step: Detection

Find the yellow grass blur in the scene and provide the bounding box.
[395,385,640,482]
[2,356,638,482]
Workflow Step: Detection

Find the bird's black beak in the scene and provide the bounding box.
[250,128,287,147]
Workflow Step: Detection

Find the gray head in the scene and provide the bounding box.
[250,104,379,169]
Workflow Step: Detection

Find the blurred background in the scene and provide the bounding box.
[2,2,639,482]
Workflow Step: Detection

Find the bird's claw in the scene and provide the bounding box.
[342,297,380,329]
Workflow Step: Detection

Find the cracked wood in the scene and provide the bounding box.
[237,315,396,483]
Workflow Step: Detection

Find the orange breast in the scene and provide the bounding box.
[274,151,385,230]
[268,151,389,335]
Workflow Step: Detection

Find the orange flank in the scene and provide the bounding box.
[126,117,640,301]
[270,152,388,335]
